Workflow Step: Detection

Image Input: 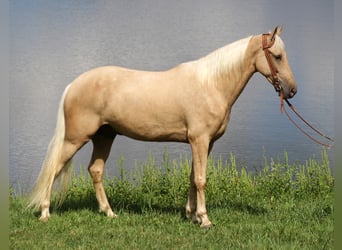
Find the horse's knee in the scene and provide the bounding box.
[194,176,206,191]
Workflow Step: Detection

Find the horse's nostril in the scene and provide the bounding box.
[290,87,297,97]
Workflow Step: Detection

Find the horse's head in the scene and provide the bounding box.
[255,26,297,99]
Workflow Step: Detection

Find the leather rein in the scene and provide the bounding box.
[262,33,334,148]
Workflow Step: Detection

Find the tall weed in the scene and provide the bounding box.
[59,149,333,212]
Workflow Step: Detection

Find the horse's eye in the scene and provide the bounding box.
[274,54,282,61]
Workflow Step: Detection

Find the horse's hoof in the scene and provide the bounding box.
[107,210,118,218]
[108,213,118,218]
[39,216,49,222]
[200,222,213,229]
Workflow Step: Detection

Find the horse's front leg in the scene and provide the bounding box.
[185,162,197,222]
[187,136,213,228]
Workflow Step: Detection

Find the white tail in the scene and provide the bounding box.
[28,84,72,211]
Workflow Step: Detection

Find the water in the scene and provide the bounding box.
[9,0,334,190]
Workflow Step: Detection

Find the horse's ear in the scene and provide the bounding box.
[270,25,283,41]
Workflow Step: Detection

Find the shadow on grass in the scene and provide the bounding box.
[221,201,268,215]
[51,193,268,221]
[54,196,185,218]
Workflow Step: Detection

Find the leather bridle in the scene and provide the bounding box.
[262,33,282,94]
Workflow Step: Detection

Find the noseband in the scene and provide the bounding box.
[262,33,282,94]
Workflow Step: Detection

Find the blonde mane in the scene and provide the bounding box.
[195,36,252,86]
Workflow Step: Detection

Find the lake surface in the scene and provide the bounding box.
[9,0,334,190]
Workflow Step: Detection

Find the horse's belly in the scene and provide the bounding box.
[102,87,189,142]
[107,115,188,143]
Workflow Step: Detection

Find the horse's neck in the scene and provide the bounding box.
[196,36,257,106]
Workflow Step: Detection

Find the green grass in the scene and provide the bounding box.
[10,150,334,249]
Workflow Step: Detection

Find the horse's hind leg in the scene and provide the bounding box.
[88,125,117,218]
[39,139,88,222]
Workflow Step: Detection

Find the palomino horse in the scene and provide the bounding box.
[28,26,296,228]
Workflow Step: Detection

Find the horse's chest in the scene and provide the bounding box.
[207,107,231,140]
[216,114,230,136]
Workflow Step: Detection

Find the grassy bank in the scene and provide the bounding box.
[10,150,334,249]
